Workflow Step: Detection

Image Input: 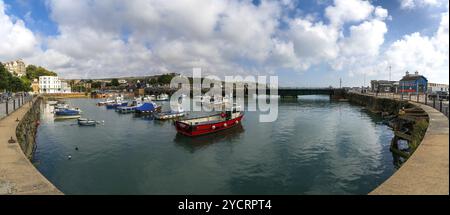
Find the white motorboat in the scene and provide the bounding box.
[155,93,169,101]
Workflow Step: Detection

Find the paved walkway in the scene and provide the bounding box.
[371,102,449,195]
[0,99,62,195]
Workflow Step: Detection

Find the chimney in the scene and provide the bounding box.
[405,71,409,76]
[415,71,419,76]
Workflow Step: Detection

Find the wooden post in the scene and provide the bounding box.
[5,98,8,115]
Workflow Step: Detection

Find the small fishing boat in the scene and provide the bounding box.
[54,108,81,119]
[97,99,115,106]
[116,100,144,114]
[47,100,58,105]
[155,93,169,101]
[174,105,243,137]
[134,102,161,115]
[106,101,128,109]
[77,118,97,126]
[154,106,185,120]
[194,95,210,104]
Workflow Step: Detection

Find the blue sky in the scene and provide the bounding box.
[0,0,448,86]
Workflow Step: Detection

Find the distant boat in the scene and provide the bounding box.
[155,93,169,101]
[154,106,185,120]
[77,118,97,126]
[54,108,81,119]
[202,95,230,106]
[47,101,58,105]
[106,101,128,109]
[134,102,161,115]
[174,105,243,136]
[116,100,144,114]
[97,99,115,106]
[78,120,97,126]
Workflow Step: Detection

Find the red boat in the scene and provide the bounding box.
[174,107,244,137]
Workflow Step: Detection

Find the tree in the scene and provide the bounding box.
[149,78,158,86]
[0,63,12,91]
[91,81,102,89]
[111,78,119,86]
[26,65,57,80]
[157,74,175,85]
[0,63,31,92]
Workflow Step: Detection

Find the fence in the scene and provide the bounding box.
[0,94,34,120]
[362,91,449,118]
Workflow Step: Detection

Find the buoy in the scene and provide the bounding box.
[235,120,239,124]
[212,125,216,130]
[75,147,79,151]
[224,123,228,127]
[68,155,72,160]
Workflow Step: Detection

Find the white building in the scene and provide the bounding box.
[60,81,72,93]
[428,83,449,93]
[39,76,71,94]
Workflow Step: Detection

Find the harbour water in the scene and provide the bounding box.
[33,95,395,194]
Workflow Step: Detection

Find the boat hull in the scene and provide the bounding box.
[175,114,244,137]
[54,115,81,120]
[155,112,185,120]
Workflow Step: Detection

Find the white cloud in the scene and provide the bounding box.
[30,0,393,81]
[1,0,447,85]
[340,19,388,57]
[325,0,374,26]
[0,1,37,60]
[382,6,449,83]
[374,6,389,20]
[400,0,445,9]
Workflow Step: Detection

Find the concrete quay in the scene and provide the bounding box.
[370,101,449,195]
[0,98,61,195]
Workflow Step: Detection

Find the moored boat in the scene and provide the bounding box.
[116,100,144,114]
[54,108,81,119]
[134,102,161,115]
[154,106,185,120]
[106,101,128,109]
[174,106,243,136]
[47,100,58,105]
[77,119,97,126]
[155,93,169,101]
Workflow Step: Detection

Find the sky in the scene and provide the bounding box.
[0,0,448,87]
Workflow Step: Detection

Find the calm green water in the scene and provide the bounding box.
[33,95,395,194]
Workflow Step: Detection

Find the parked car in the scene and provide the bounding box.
[428,91,449,100]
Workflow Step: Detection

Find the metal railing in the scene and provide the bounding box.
[359,91,449,118]
[0,94,34,120]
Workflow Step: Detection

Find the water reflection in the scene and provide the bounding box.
[174,125,245,153]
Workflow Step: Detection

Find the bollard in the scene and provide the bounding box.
[433,97,436,109]
[8,136,16,144]
[13,99,16,110]
[439,100,442,112]
[425,94,427,105]
[5,99,8,115]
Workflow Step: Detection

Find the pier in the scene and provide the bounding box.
[346,93,449,195]
[0,97,61,195]
[370,102,449,195]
